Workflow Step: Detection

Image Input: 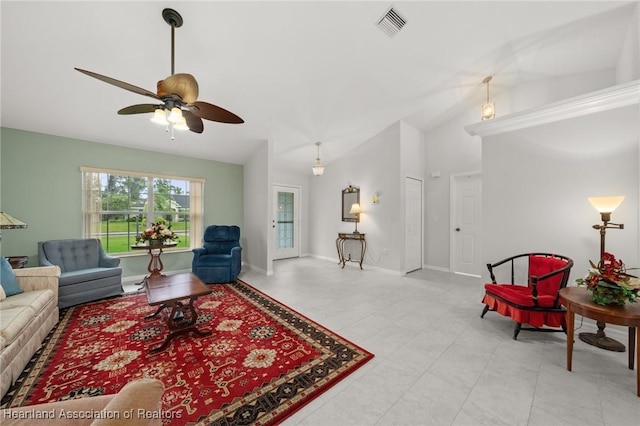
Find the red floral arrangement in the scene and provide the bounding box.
[576,252,639,305]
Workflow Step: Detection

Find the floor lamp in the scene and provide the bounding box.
[578,196,625,352]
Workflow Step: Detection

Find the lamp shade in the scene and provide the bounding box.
[588,196,624,213]
[0,212,28,229]
[167,107,183,124]
[151,108,168,125]
[481,102,495,120]
[173,115,189,131]
[349,203,361,215]
[312,164,325,176]
[312,141,325,176]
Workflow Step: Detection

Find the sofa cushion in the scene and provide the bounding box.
[1,257,23,296]
[59,267,123,286]
[0,289,54,346]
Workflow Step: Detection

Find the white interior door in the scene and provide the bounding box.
[451,173,482,276]
[273,185,300,260]
[405,177,423,273]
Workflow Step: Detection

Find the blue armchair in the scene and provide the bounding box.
[192,225,242,284]
[38,238,123,309]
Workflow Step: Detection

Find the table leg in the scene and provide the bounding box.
[148,249,166,278]
[635,327,639,397]
[629,327,636,370]
[149,298,211,353]
[567,309,574,372]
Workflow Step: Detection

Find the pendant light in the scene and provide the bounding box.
[481,76,495,120]
[312,141,325,176]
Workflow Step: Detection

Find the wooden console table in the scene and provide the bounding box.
[131,242,178,279]
[559,287,640,397]
[336,233,366,269]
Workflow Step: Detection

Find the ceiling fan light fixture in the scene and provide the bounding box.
[151,108,168,125]
[173,115,189,131]
[168,107,183,123]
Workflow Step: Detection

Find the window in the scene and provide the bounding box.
[81,167,204,254]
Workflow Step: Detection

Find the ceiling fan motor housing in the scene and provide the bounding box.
[157,74,199,104]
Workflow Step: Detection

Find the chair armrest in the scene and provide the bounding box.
[99,246,121,268]
[14,266,61,301]
[92,378,165,426]
[192,247,207,259]
[1,378,164,426]
[37,241,56,267]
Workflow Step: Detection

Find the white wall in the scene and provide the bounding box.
[482,104,639,279]
[243,141,271,275]
[424,69,619,271]
[616,2,640,84]
[309,122,403,271]
[306,120,426,274]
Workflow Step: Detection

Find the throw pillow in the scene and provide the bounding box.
[0,256,23,296]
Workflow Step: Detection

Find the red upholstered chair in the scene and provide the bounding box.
[481,253,574,340]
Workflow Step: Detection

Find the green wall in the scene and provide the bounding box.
[0,127,243,278]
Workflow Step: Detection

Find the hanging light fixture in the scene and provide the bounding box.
[312,141,325,176]
[150,105,189,140]
[481,76,495,120]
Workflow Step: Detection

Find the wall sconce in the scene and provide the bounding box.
[312,141,325,177]
[349,203,362,234]
[481,76,495,120]
[578,195,625,352]
[371,192,379,204]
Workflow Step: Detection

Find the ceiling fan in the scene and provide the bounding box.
[75,8,243,137]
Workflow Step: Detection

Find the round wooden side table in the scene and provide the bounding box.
[559,287,640,397]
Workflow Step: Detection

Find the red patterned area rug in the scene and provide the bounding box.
[1,280,374,425]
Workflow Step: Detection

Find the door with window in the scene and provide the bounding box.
[273,185,300,260]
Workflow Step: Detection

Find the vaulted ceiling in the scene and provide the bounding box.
[1,1,636,174]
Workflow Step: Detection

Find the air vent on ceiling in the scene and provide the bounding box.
[376,6,407,38]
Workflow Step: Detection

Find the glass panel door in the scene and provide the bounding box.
[273,185,300,259]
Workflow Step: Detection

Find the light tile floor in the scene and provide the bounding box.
[126,257,640,425]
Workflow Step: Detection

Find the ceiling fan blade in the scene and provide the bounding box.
[183,110,204,133]
[190,101,244,124]
[118,104,160,115]
[75,67,160,100]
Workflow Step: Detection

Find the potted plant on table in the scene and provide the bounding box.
[576,252,639,305]
[135,218,179,247]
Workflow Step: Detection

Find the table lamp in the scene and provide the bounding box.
[350,203,361,234]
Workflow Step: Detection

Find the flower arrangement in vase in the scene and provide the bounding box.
[576,252,639,305]
[135,218,179,246]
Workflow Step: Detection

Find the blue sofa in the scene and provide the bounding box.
[38,239,123,309]
[192,225,242,284]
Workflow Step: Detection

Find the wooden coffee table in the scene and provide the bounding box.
[144,272,212,353]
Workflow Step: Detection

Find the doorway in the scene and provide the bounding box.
[273,185,301,260]
[405,177,423,273]
[450,173,482,276]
